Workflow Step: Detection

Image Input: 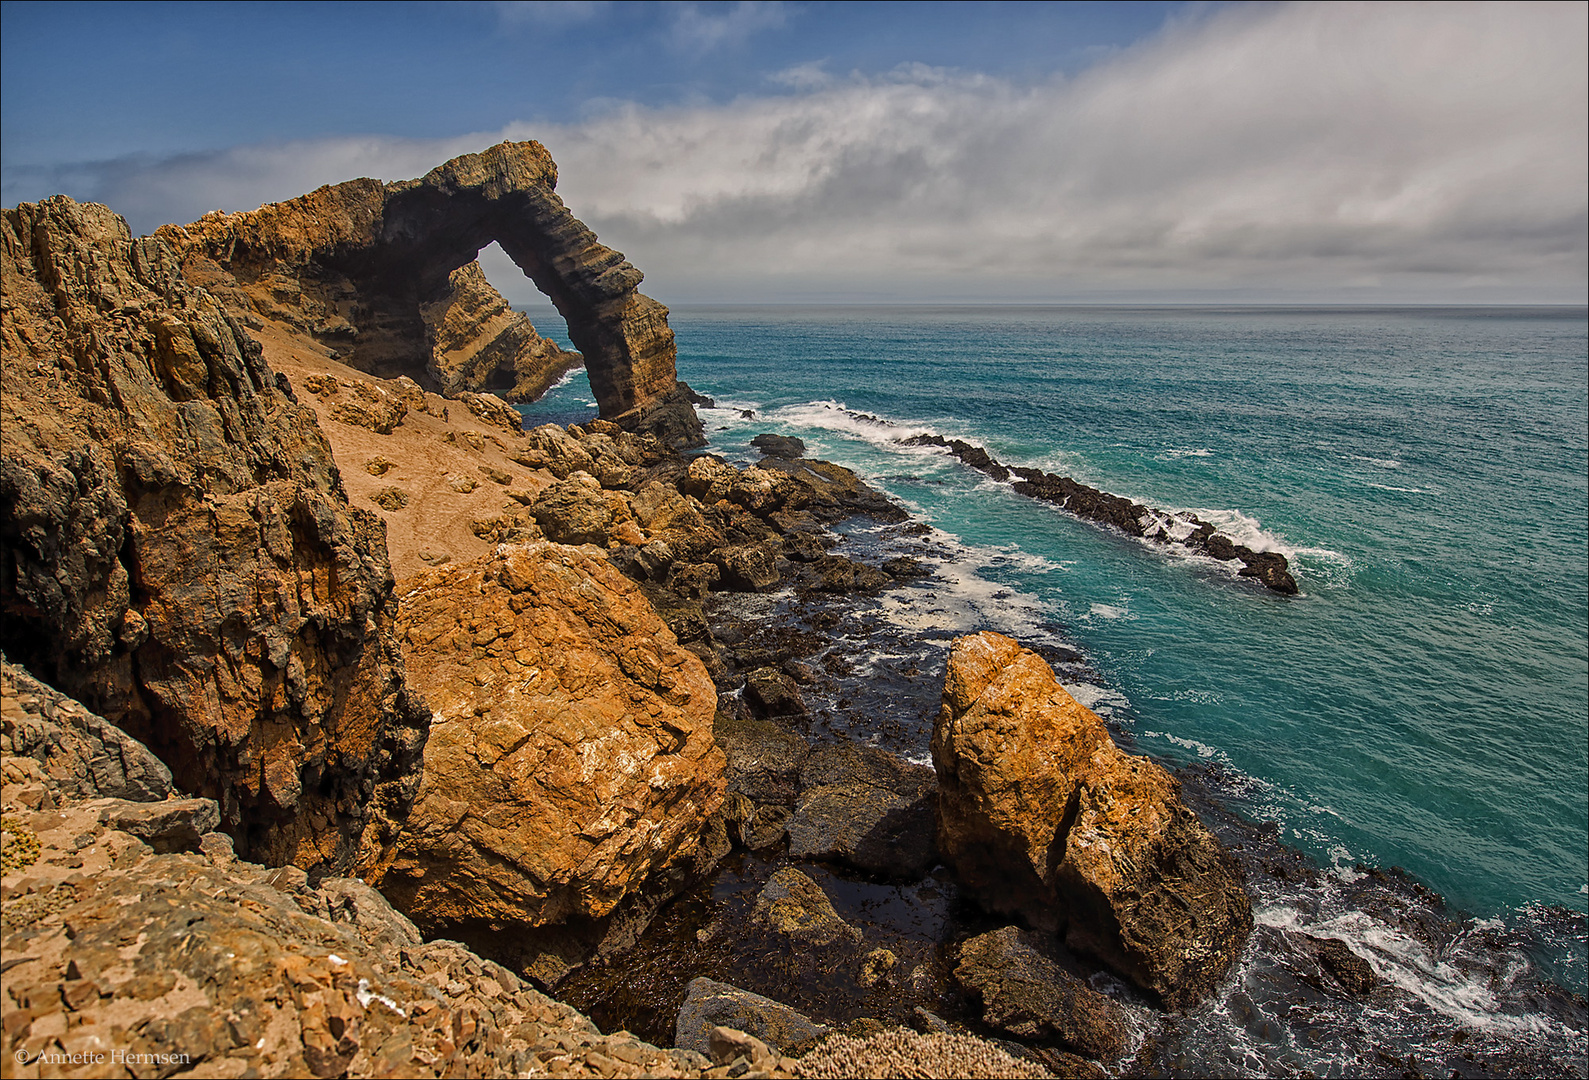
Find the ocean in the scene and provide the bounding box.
[519,304,1588,1070]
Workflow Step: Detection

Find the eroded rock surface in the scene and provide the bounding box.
[373,543,725,943]
[420,259,583,401]
[933,631,1252,1007]
[0,197,428,873]
[0,708,731,1080]
[159,141,705,446]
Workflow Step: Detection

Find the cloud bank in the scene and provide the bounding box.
[8,2,1583,303]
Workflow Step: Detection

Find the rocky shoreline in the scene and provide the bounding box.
[3,142,1583,1080]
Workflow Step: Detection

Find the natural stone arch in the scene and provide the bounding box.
[161,141,705,446]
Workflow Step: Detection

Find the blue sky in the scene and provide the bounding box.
[3,1,1585,303]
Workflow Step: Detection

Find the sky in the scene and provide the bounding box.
[3,1,1584,304]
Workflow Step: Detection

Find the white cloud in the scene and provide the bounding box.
[8,1,1583,302]
[669,1,791,54]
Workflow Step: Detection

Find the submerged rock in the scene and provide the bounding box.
[752,868,864,949]
[933,631,1252,1008]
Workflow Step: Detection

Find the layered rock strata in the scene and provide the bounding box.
[933,631,1253,1007]
[903,433,1298,594]
[419,260,583,401]
[0,197,428,873]
[159,141,705,446]
[370,543,725,949]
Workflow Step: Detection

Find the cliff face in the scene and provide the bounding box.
[0,196,428,874]
[159,141,704,447]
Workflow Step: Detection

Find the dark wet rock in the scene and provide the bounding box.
[1236,549,1298,593]
[903,434,1013,483]
[714,543,781,591]
[881,556,929,579]
[669,561,723,600]
[910,434,1298,595]
[751,433,808,459]
[955,927,1131,1061]
[755,457,908,523]
[781,531,831,562]
[675,977,830,1056]
[1305,934,1380,995]
[715,714,811,805]
[683,384,717,408]
[804,555,892,594]
[745,667,808,717]
[786,742,938,879]
[1029,1047,1110,1079]
[752,868,864,949]
[723,793,792,850]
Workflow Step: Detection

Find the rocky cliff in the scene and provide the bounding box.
[0,196,428,874]
[157,141,705,447]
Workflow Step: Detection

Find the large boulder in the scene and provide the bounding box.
[933,632,1252,1008]
[531,472,636,545]
[1,197,428,874]
[373,543,725,936]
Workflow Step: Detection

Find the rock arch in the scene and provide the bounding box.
[160,141,706,446]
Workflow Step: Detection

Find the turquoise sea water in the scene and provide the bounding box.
[523,305,1588,996]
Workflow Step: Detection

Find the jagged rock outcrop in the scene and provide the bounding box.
[420,260,583,400]
[0,682,739,1080]
[0,197,428,873]
[933,632,1252,1008]
[158,141,705,446]
[371,543,725,945]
